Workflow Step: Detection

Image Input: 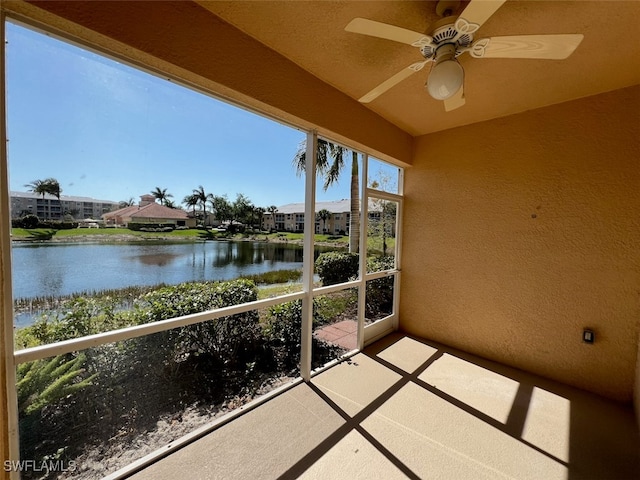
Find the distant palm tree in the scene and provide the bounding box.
[25,178,62,220]
[293,140,359,252]
[119,197,135,208]
[45,178,61,201]
[193,185,213,227]
[25,179,48,198]
[151,187,173,206]
[183,193,199,219]
[317,208,331,233]
[252,206,266,230]
[267,205,278,230]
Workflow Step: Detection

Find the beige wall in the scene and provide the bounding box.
[401,86,640,403]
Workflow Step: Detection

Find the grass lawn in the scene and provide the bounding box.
[11,227,204,240]
[264,232,349,244]
[10,227,350,244]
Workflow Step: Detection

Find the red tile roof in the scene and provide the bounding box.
[103,203,188,220]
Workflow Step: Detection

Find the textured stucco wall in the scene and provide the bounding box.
[401,86,640,403]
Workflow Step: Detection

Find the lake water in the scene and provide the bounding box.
[11,240,334,302]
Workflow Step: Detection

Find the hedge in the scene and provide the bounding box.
[127,222,176,231]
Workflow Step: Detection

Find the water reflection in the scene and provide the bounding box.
[131,253,181,266]
[11,241,338,300]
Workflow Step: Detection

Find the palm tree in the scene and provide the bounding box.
[252,206,266,230]
[317,208,331,233]
[151,187,173,206]
[183,193,199,221]
[193,185,213,227]
[267,205,278,231]
[293,140,360,252]
[46,178,62,220]
[44,178,61,200]
[119,197,135,208]
[25,178,62,220]
[25,179,48,198]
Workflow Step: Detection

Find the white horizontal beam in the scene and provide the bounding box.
[365,187,403,203]
[14,291,306,365]
[365,269,399,281]
[312,279,360,296]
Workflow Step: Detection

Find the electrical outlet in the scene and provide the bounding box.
[583,329,595,344]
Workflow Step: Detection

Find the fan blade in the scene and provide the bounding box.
[458,0,506,29]
[444,86,465,112]
[359,61,429,103]
[345,18,431,46]
[471,34,584,59]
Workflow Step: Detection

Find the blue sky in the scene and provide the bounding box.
[5,21,357,208]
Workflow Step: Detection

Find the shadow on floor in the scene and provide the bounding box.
[128,333,640,480]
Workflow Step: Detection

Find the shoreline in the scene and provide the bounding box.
[10,232,347,248]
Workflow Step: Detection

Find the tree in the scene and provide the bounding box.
[45,177,62,201]
[267,205,278,231]
[151,187,173,206]
[369,177,397,257]
[25,179,48,199]
[231,193,254,226]
[183,193,199,219]
[210,195,232,226]
[317,208,331,233]
[25,178,62,220]
[293,140,360,252]
[251,206,266,230]
[119,197,135,208]
[64,208,80,221]
[193,185,213,227]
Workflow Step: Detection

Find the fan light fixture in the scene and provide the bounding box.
[346,0,584,111]
[426,44,463,100]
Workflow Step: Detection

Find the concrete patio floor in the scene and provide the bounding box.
[128,333,640,479]
[314,320,358,351]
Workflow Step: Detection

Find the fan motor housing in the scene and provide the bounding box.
[420,16,475,60]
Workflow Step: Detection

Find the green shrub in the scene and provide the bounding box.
[314,252,394,317]
[127,222,175,231]
[263,300,302,352]
[263,297,353,370]
[16,297,123,347]
[38,221,78,230]
[15,279,266,471]
[366,256,395,318]
[315,251,358,286]
[226,224,245,234]
[243,269,302,285]
[16,214,40,229]
[17,354,96,416]
[17,280,261,366]
[263,290,357,349]
[131,279,260,365]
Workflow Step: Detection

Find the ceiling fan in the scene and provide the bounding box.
[345,0,584,111]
